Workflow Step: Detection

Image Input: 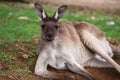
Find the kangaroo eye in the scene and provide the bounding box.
[41,24,45,28]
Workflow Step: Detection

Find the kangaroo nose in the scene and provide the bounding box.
[46,35,54,41]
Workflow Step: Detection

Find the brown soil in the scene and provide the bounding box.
[0,39,120,80]
[33,0,120,8]
[31,0,120,15]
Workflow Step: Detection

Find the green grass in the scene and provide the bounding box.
[0,3,40,43]
[0,3,120,43]
[0,53,10,62]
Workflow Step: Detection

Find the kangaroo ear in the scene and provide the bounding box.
[34,3,48,20]
[53,5,67,21]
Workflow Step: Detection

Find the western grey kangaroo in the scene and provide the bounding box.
[34,3,120,80]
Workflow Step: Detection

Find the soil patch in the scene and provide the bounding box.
[31,0,120,15]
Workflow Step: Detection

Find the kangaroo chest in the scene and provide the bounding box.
[46,46,67,69]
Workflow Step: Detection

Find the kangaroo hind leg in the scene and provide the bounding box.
[86,58,113,68]
[80,31,120,72]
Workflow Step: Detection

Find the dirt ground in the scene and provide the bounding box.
[31,0,120,15]
[0,39,120,80]
[33,0,120,8]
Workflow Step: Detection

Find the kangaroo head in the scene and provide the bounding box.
[34,3,67,41]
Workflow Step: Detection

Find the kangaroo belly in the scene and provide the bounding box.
[48,55,67,69]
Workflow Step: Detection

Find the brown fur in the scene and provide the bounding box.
[59,22,80,43]
[74,22,104,40]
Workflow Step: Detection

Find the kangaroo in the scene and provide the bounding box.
[34,3,120,80]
